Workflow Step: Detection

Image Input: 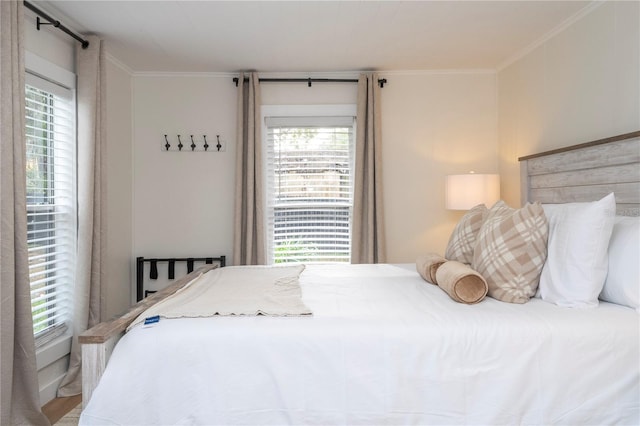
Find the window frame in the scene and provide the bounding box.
[261,105,357,265]
[25,52,76,364]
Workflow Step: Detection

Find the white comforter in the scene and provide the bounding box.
[80,264,639,425]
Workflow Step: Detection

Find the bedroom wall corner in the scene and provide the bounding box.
[498,0,640,206]
[105,57,133,317]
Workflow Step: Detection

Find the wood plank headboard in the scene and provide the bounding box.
[519,131,640,216]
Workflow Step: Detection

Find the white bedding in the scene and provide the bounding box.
[80,264,639,425]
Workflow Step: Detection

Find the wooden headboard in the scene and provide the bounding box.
[519,131,640,216]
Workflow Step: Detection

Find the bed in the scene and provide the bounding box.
[79,131,640,425]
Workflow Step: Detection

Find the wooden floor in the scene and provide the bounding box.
[42,395,81,425]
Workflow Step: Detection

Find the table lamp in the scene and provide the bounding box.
[446,172,500,210]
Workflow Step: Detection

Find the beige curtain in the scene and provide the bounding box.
[352,73,386,264]
[58,35,107,397]
[0,1,51,424]
[233,72,265,265]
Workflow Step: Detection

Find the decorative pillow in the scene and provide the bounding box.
[599,215,639,310]
[472,201,548,304]
[445,204,488,265]
[538,193,616,308]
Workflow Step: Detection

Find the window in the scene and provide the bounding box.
[264,109,356,264]
[25,72,76,347]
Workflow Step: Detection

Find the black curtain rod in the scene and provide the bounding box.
[23,1,89,49]
[233,77,387,88]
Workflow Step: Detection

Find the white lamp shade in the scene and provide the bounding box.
[446,173,500,210]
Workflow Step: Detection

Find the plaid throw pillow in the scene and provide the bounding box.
[445,204,488,264]
[472,201,548,304]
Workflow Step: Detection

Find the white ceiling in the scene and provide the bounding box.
[37,0,594,73]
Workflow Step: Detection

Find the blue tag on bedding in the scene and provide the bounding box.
[144,315,160,325]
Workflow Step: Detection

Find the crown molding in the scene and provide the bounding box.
[379,69,496,76]
[131,71,238,78]
[106,53,134,75]
[130,69,497,79]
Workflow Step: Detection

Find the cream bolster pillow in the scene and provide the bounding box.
[416,253,447,284]
[435,260,488,304]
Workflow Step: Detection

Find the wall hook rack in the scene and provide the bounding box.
[162,134,226,152]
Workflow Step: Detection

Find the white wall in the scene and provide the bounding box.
[132,75,237,268]
[498,1,640,206]
[381,72,498,262]
[261,80,358,105]
[131,73,498,265]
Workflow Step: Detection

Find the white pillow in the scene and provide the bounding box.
[599,216,640,310]
[538,193,616,308]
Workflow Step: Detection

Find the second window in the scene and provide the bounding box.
[264,111,355,264]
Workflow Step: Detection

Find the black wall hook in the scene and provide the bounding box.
[162,134,223,152]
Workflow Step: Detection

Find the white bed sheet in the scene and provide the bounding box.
[80,264,639,425]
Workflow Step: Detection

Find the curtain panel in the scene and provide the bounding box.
[351,72,386,264]
[57,35,107,397]
[0,1,51,424]
[233,72,265,265]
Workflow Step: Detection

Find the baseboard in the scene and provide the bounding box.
[37,333,73,406]
[40,373,67,407]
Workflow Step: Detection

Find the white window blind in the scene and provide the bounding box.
[265,116,355,264]
[25,74,76,347]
